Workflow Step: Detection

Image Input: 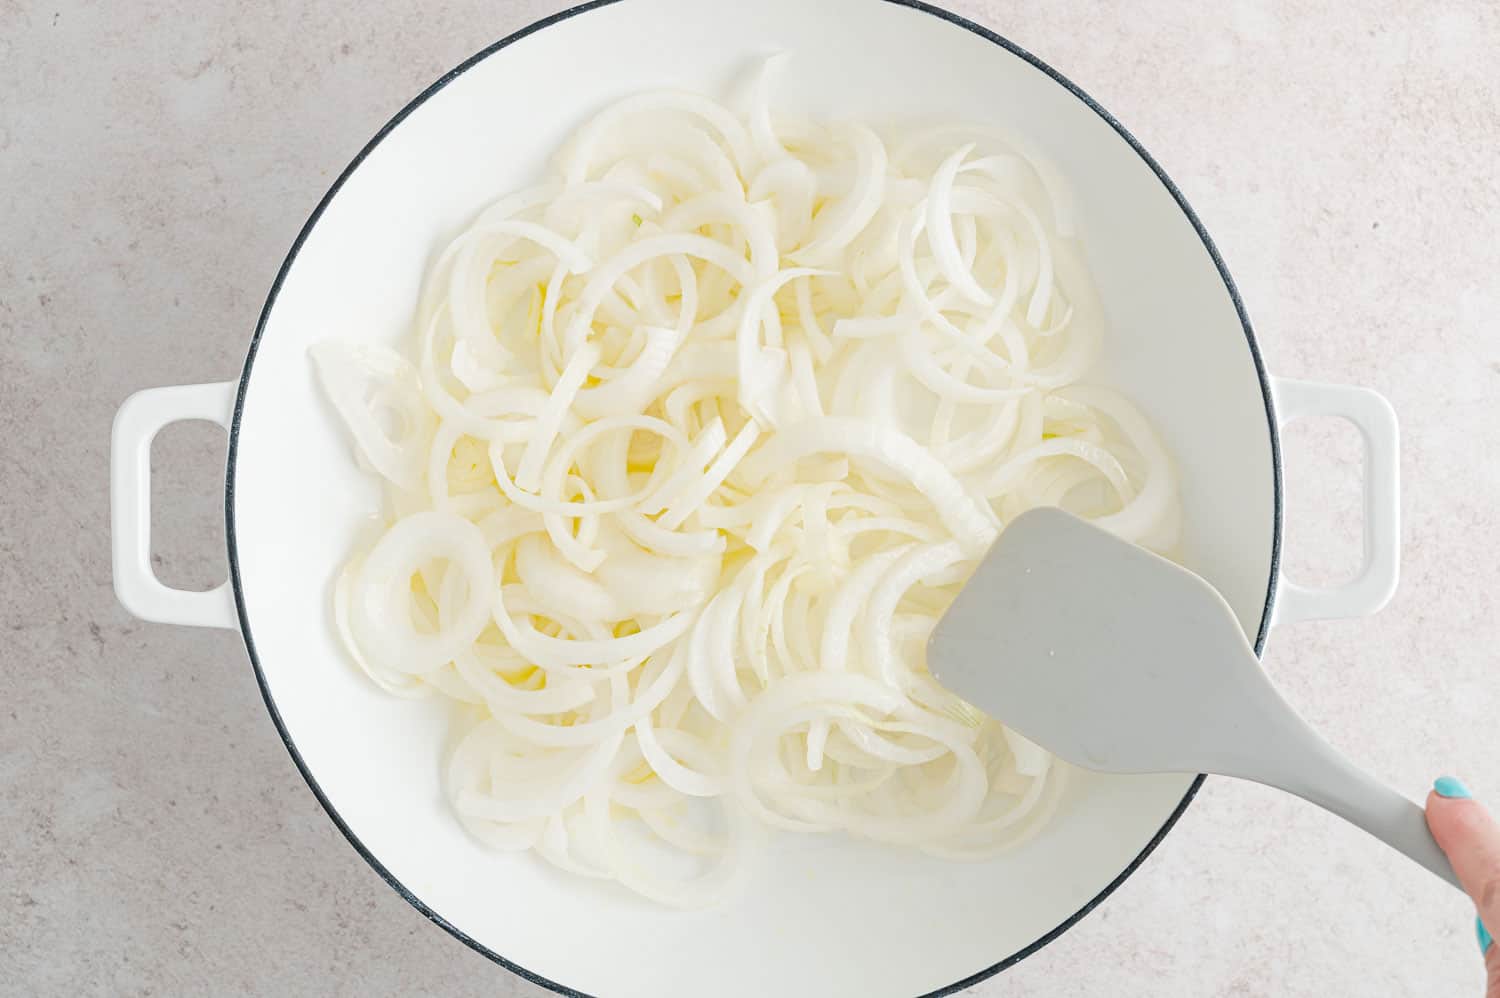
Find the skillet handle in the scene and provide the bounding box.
[110,382,240,630]
[1271,377,1400,626]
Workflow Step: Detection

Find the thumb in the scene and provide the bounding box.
[1426,777,1500,996]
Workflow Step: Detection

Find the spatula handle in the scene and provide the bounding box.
[1231,717,1461,890]
[1285,757,1460,889]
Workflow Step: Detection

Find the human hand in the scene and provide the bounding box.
[1427,777,1499,995]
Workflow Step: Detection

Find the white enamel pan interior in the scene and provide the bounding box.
[108,0,1402,995]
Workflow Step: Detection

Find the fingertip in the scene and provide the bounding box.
[1428,789,1468,814]
[1426,779,1500,942]
[1424,780,1490,853]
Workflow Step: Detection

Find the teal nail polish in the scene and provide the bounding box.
[1480,917,1493,954]
[1434,776,1472,799]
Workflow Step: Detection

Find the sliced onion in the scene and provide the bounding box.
[314,55,1181,910]
[311,340,433,492]
[350,511,495,676]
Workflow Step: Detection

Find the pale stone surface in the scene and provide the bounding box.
[2,1,1496,995]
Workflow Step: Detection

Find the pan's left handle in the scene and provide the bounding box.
[111,382,240,630]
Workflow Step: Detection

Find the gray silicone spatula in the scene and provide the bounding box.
[927,506,1460,889]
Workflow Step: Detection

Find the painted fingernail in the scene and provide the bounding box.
[1479,916,1493,954]
[1434,776,1472,799]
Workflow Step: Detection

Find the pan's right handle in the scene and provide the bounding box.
[110,382,240,630]
[1271,377,1400,626]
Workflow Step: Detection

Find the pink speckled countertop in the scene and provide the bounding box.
[2,1,1497,995]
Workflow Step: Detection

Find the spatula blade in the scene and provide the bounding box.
[927,507,1263,775]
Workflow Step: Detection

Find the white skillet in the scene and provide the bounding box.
[109,1,1402,994]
